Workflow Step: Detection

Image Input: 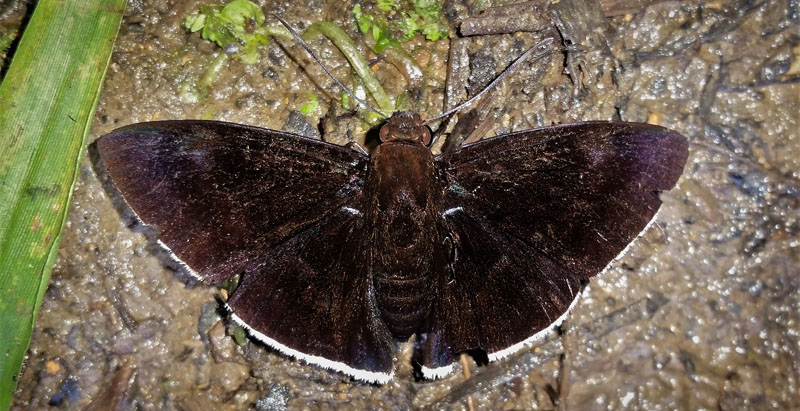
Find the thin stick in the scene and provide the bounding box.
[459,353,475,411]
[273,15,388,119]
[425,37,556,123]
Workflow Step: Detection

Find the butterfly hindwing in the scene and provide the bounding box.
[227,206,395,383]
[421,122,688,373]
[97,120,369,283]
[422,206,582,375]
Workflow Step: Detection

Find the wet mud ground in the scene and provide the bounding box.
[7,0,799,409]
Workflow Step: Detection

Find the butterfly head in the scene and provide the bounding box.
[379,111,432,146]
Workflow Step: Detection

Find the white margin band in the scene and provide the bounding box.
[156,239,205,282]
[226,305,394,384]
[487,291,582,362]
[420,363,455,380]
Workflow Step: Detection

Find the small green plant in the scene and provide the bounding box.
[182,0,290,100]
[185,0,270,64]
[353,0,448,53]
[299,93,319,115]
[232,325,248,346]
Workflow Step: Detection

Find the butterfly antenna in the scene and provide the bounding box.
[273,15,389,120]
[425,37,556,124]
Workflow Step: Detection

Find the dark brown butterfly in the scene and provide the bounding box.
[96,111,687,383]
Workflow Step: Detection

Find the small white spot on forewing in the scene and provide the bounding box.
[443,206,463,216]
[341,206,361,215]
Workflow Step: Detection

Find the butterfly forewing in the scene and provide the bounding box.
[97,120,369,283]
[436,122,688,279]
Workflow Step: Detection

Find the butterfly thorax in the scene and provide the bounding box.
[379,111,432,145]
[366,137,440,338]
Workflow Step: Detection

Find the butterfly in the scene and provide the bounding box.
[96,110,687,383]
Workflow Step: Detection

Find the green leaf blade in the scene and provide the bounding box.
[0,0,126,407]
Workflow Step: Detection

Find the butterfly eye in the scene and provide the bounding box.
[422,127,432,146]
[379,125,391,142]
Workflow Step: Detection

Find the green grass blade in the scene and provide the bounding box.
[0,0,126,407]
[303,21,394,114]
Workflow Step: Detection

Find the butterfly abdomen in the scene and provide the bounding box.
[373,271,433,338]
[367,140,440,338]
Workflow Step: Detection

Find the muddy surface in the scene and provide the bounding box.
[8,0,799,409]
